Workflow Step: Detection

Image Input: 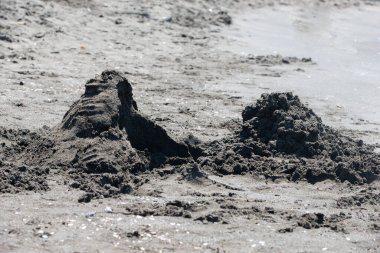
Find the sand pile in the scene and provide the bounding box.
[0,71,191,201]
[51,70,191,201]
[198,93,380,184]
[0,128,51,193]
[241,92,366,158]
[54,70,189,170]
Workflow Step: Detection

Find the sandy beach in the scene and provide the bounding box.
[1,0,379,252]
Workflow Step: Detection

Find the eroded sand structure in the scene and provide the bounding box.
[1,71,191,200]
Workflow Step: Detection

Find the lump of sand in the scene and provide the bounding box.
[241,92,360,158]
[51,70,191,200]
[53,70,190,172]
[0,70,191,200]
[199,92,380,184]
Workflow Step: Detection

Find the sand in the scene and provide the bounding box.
[1,0,379,252]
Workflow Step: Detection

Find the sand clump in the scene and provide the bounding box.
[54,70,189,169]
[0,128,51,193]
[51,70,191,201]
[170,5,232,28]
[241,92,362,158]
[198,93,380,184]
[0,71,191,201]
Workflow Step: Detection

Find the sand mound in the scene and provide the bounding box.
[241,92,326,157]
[54,70,189,171]
[0,71,191,201]
[0,165,49,194]
[199,92,380,184]
[51,70,190,200]
[241,92,367,159]
[58,70,188,155]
